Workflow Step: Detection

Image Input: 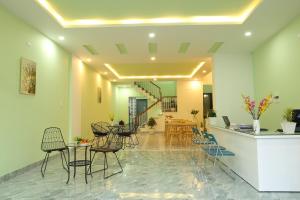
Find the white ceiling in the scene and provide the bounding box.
[1,0,300,81]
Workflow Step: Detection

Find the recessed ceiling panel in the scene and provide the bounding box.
[178,42,191,54]
[115,43,128,54]
[37,0,261,27]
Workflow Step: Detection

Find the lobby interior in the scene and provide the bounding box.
[1,0,300,199]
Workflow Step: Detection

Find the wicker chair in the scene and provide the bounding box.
[40,127,70,183]
[89,134,123,179]
[117,124,135,149]
[91,122,110,146]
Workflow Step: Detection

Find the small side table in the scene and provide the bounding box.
[67,143,91,184]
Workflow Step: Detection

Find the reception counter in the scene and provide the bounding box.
[208,126,300,192]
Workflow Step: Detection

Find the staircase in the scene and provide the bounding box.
[134,81,162,127]
[134,81,178,132]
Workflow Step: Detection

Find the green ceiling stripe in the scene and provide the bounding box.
[207,42,224,54]
[115,43,128,54]
[148,43,157,54]
[178,42,190,54]
[83,44,99,55]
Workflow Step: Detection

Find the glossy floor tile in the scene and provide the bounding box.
[0,133,299,200]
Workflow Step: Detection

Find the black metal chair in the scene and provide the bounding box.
[91,122,110,146]
[89,134,123,179]
[40,127,70,183]
[132,123,140,145]
[117,124,136,149]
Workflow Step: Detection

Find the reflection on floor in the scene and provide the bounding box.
[0,132,299,200]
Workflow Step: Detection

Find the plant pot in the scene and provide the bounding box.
[281,121,296,134]
[253,119,260,134]
[208,117,217,126]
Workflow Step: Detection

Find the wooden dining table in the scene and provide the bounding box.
[165,119,197,146]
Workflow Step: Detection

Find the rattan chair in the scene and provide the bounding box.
[40,127,70,183]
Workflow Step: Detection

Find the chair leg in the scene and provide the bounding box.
[103,153,107,179]
[103,152,123,179]
[60,151,68,172]
[114,152,123,173]
[41,152,49,178]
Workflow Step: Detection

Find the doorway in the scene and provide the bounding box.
[136,99,148,125]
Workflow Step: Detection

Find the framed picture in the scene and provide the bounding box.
[20,58,36,95]
[97,87,102,103]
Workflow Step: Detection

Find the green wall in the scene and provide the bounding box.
[0,6,71,177]
[154,81,176,96]
[253,15,300,129]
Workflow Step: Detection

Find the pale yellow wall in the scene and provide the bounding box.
[202,72,213,84]
[80,65,113,139]
[174,80,203,126]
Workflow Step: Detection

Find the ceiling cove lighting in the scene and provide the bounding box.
[202,70,207,73]
[35,0,262,28]
[86,58,92,62]
[244,31,252,37]
[103,62,205,80]
[150,57,156,61]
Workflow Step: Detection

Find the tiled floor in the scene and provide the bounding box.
[0,132,300,200]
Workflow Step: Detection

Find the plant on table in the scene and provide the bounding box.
[281,108,296,134]
[74,137,89,144]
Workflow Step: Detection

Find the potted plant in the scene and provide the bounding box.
[281,108,296,134]
[147,117,157,129]
[207,109,217,125]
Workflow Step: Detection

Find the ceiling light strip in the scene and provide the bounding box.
[104,62,205,80]
[35,0,262,28]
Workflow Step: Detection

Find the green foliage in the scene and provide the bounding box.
[147,117,157,128]
[282,108,294,122]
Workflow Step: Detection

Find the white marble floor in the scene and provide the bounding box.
[0,132,300,200]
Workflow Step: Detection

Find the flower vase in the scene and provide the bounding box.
[253,119,260,134]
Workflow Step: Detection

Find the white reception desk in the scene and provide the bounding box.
[209,126,300,192]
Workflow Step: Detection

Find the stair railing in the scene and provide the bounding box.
[134,81,162,126]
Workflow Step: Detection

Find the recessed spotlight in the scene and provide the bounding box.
[86,58,92,62]
[202,70,207,73]
[244,31,252,37]
[149,33,156,38]
[150,57,156,61]
[103,72,108,75]
[58,36,65,41]
[153,78,157,81]
[112,79,117,82]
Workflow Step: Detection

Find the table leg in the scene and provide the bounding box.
[85,146,88,184]
[73,147,76,178]
[66,148,70,184]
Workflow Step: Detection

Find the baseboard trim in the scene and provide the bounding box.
[0,153,61,184]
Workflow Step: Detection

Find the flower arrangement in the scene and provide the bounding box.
[242,94,273,120]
